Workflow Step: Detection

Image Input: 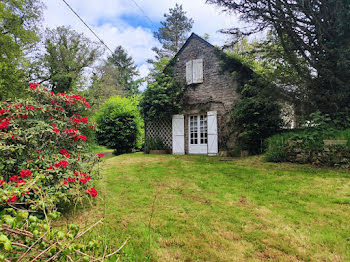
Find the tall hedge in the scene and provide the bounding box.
[95,96,143,154]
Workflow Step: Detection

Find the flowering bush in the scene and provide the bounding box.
[0,83,101,212]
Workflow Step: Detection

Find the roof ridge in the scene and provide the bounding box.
[174,32,214,59]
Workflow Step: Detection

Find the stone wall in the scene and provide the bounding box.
[172,36,240,153]
[284,140,350,168]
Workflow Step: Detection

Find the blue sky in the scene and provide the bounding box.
[43,0,240,90]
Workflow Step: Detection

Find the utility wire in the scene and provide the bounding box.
[129,0,157,29]
[61,0,114,53]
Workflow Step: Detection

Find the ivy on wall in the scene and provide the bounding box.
[140,72,185,122]
[215,48,283,154]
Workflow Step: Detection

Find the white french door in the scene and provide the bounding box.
[188,115,208,154]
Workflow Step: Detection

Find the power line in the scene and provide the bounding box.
[129,0,157,29]
[61,0,114,53]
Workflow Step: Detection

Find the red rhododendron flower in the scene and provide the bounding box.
[20,115,28,119]
[0,179,6,186]
[80,117,88,123]
[67,177,75,183]
[65,128,78,135]
[71,94,81,100]
[53,128,60,133]
[25,105,34,110]
[48,166,54,170]
[74,135,79,141]
[29,83,39,90]
[59,149,68,155]
[73,118,80,123]
[0,119,10,129]
[0,109,9,115]
[20,169,31,178]
[80,135,87,141]
[15,104,22,109]
[85,176,91,181]
[51,100,56,104]
[79,178,87,184]
[52,123,57,128]
[9,175,20,182]
[62,180,68,185]
[97,153,104,158]
[8,195,17,204]
[54,160,69,168]
[86,188,97,198]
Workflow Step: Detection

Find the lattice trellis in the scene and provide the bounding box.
[146,118,172,149]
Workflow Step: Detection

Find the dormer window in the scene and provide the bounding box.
[186,59,203,85]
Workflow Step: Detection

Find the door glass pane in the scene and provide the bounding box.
[200,115,207,144]
[190,115,198,144]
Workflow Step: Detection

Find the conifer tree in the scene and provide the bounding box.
[150,4,194,61]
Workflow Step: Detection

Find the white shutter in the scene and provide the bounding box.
[207,111,218,156]
[192,59,203,84]
[172,115,185,155]
[186,61,193,85]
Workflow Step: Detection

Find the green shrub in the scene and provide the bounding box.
[146,137,169,152]
[230,75,283,154]
[95,95,143,154]
[265,127,350,163]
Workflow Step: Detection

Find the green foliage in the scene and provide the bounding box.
[146,137,169,152]
[107,46,141,96]
[208,0,350,121]
[39,26,102,93]
[0,208,120,260]
[265,125,350,163]
[141,73,185,121]
[95,96,143,154]
[86,46,141,109]
[150,4,193,61]
[0,84,101,212]
[0,0,43,100]
[217,50,282,154]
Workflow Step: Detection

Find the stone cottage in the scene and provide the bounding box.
[145,33,268,155]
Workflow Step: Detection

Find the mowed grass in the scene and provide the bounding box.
[61,153,350,261]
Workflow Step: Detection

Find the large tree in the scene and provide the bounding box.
[207,0,350,122]
[150,4,193,61]
[86,46,141,108]
[107,46,140,95]
[0,0,44,99]
[38,26,102,93]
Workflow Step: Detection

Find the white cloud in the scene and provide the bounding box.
[42,0,242,88]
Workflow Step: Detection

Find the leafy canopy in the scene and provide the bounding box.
[150,4,193,61]
[38,26,102,93]
[0,0,44,99]
[207,0,350,121]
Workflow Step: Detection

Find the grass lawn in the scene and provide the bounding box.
[61,153,350,261]
[87,143,114,153]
